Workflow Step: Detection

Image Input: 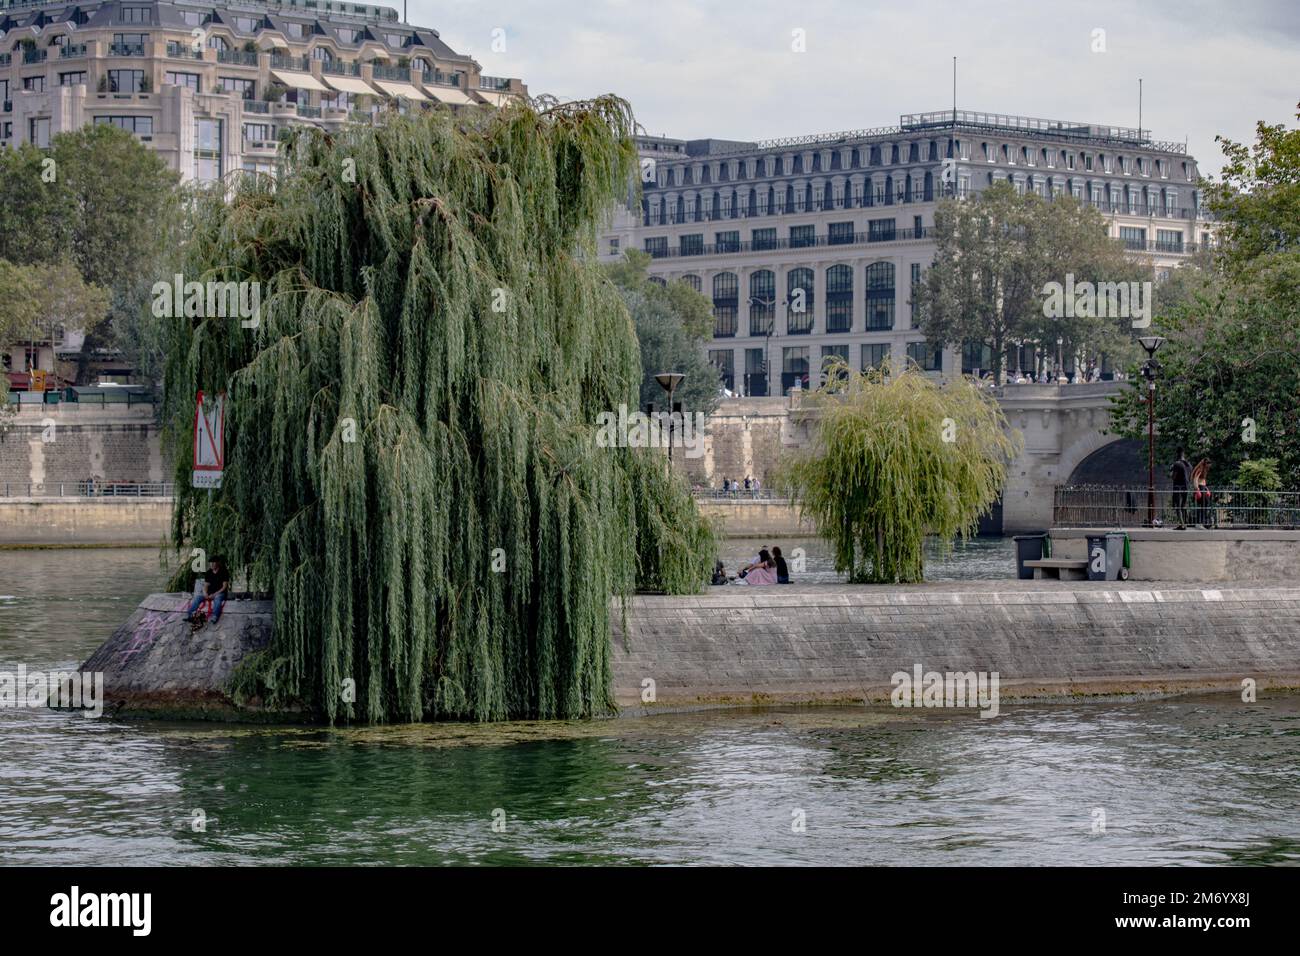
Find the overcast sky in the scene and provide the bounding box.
[410,0,1300,179]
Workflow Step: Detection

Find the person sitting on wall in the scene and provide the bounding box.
[185,555,230,627]
[772,546,790,584]
[737,549,778,586]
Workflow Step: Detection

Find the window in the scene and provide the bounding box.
[312,47,334,62]
[194,117,223,183]
[181,11,204,26]
[751,227,777,251]
[643,237,668,258]
[821,345,850,382]
[708,350,735,392]
[715,230,739,253]
[866,262,895,331]
[0,122,11,141]
[208,36,230,52]
[744,348,767,397]
[680,234,703,257]
[861,343,889,371]
[962,341,993,375]
[95,115,153,136]
[23,76,46,93]
[913,215,923,237]
[234,17,259,33]
[243,122,273,144]
[165,71,201,92]
[219,77,256,99]
[287,23,308,39]
[0,80,7,101]
[112,33,148,55]
[786,269,814,334]
[1119,226,1146,250]
[385,34,408,48]
[825,264,853,333]
[120,6,152,24]
[907,341,942,371]
[828,222,855,246]
[1156,229,1183,253]
[608,237,620,255]
[107,70,144,93]
[712,273,739,338]
[782,347,810,393]
[28,117,51,148]
[680,275,701,293]
[59,72,86,86]
[790,224,815,249]
[337,28,362,44]
[910,263,922,321]
[749,270,775,336]
[868,218,895,242]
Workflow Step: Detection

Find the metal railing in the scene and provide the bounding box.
[109,43,145,57]
[1,481,175,499]
[371,63,410,81]
[59,44,87,58]
[646,226,932,258]
[217,50,261,67]
[1053,486,1300,529]
[694,488,782,502]
[320,59,361,76]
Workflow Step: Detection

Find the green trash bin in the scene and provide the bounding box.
[1085,531,1129,581]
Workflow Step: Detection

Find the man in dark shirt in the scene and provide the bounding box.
[1170,448,1192,529]
[185,555,230,626]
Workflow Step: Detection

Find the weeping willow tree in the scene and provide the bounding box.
[778,360,1021,583]
[160,97,713,723]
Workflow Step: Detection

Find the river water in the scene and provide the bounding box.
[2,547,1298,866]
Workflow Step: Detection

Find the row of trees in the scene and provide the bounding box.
[1109,102,1300,486]
[913,181,1148,383]
[0,124,180,385]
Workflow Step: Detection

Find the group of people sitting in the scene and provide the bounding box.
[711,546,790,586]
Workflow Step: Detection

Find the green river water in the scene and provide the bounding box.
[1,546,1298,866]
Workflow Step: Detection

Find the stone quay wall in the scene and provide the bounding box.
[0,499,172,546]
[0,402,165,489]
[82,582,1300,720]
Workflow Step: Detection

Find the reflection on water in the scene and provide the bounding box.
[2,548,1299,866]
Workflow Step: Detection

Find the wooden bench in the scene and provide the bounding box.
[1023,558,1089,581]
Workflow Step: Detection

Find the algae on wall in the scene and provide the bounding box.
[161,97,713,723]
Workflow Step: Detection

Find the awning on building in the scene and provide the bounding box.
[322,75,381,96]
[271,70,330,93]
[372,80,429,102]
[473,89,516,107]
[425,86,477,106]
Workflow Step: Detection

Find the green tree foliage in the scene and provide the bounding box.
[162,98,713,723]
[1237,458,1282,491]
[1109,104,1300,486]
[0,260,41,346]
[0,125,181,382]
[915,182,1146,381]
[777,361,1021,583]
[604,250,720,415]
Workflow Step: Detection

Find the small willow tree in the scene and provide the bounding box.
[779,360,1021,583]
[161,97,713,723]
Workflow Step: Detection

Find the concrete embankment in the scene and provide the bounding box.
[695,498,814,537]
[81,582,1300,720]
[0,499,172,547]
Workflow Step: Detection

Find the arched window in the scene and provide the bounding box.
[826,265,853,333]
[208,35,229,52]
[680,274,701,292]
[648,276,667,287]
[312,46,334,62]
[884,175,894,205]
[787,268,814,334]
[712,272,738,338]
[866,262,895,331]
[749,270,775,336]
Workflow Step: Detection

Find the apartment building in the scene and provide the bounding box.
[0,0,527,181]
[602,110,1213,396]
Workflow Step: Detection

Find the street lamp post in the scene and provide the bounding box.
[654,372,685,470]
[1138,336,1165,526]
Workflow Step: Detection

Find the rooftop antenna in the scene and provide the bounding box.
[1138,77,1143,140]
[952,56,957,125]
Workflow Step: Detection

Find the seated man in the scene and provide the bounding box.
[185,555,230,626]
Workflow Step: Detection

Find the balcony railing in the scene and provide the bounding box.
[645,227,933,259]
[479,75,511,90]
[217,50,260,67]
[371,63,410,81]
[320,59,360,76]
[243,100,270,113]
[296,104,322,118]
[431,70,462,88]
[109,43,146,56]
[165,43,204,60]
[270,55,311,72]
[59,44,87,58]
[23,48,47,64]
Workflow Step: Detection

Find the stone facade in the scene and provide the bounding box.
[0,401,165,490]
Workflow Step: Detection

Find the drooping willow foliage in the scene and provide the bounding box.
[161,97,714,723]
[777,361,1021,583]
